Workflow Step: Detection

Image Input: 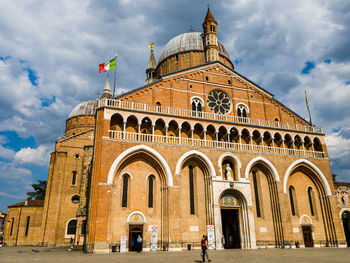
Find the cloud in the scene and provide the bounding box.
[14,145,51,166]
[0,144,15,160]
[0,0,350,209]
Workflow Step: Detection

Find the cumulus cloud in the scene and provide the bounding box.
[0,0,350,210]
[14,145,51,166]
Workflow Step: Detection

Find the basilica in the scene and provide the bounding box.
[4,9,350,252]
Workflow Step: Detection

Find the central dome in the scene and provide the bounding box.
[158,32,231,65]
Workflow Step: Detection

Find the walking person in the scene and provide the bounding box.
[69,237,73,251]
[201,235,208,262]
[136,234,143,253]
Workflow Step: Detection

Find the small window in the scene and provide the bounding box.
[228,80,231,85]
[206,76,209,81]
[74,154,79,159]
[308,187,315,216]
[176,54,179,62]
[252,170,261,218]
[122,175,129,207]
[67,219,77,235]
[71,195,80,204]
[189,84,192,89]
[72,171,77,185]
[289,186,297,216]
[10,218,14,236]
[189,166,195,215]
[25,216,30,236]
[148,176,154,208]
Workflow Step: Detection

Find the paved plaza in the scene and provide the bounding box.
[0,246,349,263]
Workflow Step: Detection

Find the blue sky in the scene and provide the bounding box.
[1,0,350,212]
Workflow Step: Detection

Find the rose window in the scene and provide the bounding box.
[207,90,232,115]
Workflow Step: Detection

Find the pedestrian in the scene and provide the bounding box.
[69,237,73,251]
[136,235,143,253]
[201,235,207,262]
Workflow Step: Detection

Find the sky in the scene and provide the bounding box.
[0,0,350,212]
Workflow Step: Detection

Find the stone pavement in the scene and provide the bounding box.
[0,246,349,263]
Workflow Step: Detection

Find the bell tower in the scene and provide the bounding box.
[146,42,156,84]
[203,7,219,62]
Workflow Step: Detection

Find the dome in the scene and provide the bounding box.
[69,100,98,118]
[158,32,231,65]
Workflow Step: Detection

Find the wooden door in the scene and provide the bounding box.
[302,226,313,247]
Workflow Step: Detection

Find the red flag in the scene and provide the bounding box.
[99,63,106,73]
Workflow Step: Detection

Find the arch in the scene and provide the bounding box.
[217,152,242,179]
[190,96,204,105]
[127,211,147,224]
[283,159,331,196]
[236,102,250,113]
[300,214,313,225]
[339,208,350,219]
[175,150,216,177]
[107,145,173,186]
[65,218,77,237]
[244,156,280,181]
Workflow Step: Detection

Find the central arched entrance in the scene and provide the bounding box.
[219,189,250,249]
[342,211,350,247]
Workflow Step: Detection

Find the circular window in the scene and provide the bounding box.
[71,195,80,204]
[207,90,232,115]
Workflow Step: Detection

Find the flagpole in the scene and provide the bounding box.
[305,89,313,126]
[113,53,117,98]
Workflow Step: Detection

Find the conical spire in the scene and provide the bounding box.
[146,42,156,84]
[203,7,217,26]
[101,72,112,99]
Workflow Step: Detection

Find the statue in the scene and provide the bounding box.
[225,164,233,181]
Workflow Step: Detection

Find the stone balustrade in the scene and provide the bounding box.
[98,99,324,134]
[107,130,325,159]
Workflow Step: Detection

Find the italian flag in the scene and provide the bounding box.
[99,58,116,73]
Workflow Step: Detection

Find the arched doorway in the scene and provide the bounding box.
[342,211,350,247]
[218,189,251,249]
[300,215,314,247]
[127,212,145,251]
[220,193,241,248]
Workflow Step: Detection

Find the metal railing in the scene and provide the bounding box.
[108,130,325,159]
[98,99,323,134]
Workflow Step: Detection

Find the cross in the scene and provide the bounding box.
[188,25,195,32]
[149,42,154,52]
[96,90,100,99]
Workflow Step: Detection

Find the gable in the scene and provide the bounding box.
[115,62,309,126]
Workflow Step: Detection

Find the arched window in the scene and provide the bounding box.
[191,97,203,117]
[189,166,195,215]
[25,216,30,236]
[156,102,161,112]
[67,219,77,235]
[10,218,14,236]
[122,175,129,207]
[289,186,297,216]
[71,171,77,185]
[237,104,248,122]
[252,170,261,217]
[148,175,154,208]
[308,187,315,216]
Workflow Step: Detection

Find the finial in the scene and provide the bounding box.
[149,42,154,52]
[188,25,195,32]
